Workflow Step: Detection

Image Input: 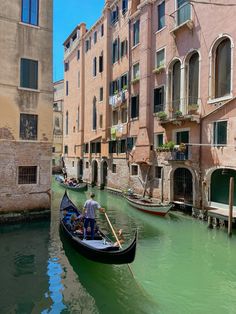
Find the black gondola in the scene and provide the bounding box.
[60,191,137,264]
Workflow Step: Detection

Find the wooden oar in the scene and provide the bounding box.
[104,212,134,278]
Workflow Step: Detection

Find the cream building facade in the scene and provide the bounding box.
[0,0,53,219]
[53,80,64,173]
[63,0,236,212]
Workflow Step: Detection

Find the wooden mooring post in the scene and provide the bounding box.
[228,177,234,237]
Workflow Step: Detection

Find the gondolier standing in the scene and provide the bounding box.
[83,192,105,240]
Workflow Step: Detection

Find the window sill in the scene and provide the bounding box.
[208,95,233,105]
[130,117,139,121]
[155,26,166,35]
[18,87,40,93]
[19,21,40,29]
[132,43,140,50]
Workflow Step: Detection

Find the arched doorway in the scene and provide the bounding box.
[92,160,98,185]
[173,168,193,204]
[101,160,108,187]
[211,169,236,206]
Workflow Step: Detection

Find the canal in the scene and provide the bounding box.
[1,182,236,313]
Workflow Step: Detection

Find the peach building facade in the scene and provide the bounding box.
[63,0,236,211]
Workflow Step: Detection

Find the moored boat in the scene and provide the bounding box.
[124,194,172,216]
[60,191,137,264]
[55,175,88,192]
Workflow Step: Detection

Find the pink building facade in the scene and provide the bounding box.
[63,0,236,211]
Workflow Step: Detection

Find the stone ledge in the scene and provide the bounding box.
[0,209,51,224]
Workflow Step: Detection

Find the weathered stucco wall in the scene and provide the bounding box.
[0,0,53,217]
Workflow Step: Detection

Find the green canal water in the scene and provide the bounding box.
[1,182,236,314]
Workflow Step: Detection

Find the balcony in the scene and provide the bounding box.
[64,33,80,60]
[170,2,194,37]
[156,144,190,161]
[109,90,127,107]
[155,98,200,125]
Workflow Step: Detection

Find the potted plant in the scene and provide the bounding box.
[152,64,165,74]
[131,77,140,84]
[178,143,186,152]
[174,110,183,118]
[156,111,167,121]
[188,104,199,114]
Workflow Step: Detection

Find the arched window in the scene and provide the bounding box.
[65,111,68,135]
[188,52,199,105]
[172,60,181,111]
[215,38,231,98]
[92,97,97,130]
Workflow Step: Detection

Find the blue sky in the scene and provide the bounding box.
[53,0,104,82]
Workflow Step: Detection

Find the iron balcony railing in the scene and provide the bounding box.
[170,2,192,29]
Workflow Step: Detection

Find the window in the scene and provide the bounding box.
[20,58,38,89]
[84,143,89,153]
[155,166,162,179]
[85,38,91,52]
[92,97,97,130]
[78,71,80,88]
[156,49,165,68]
[213,121,227,146]
[112,110,119,125]
[99,115,103,128]
[93,57,97,77]
[64,145,68,154]
[154,133,164,148]
[52,147,55,153]
[109,141,117,154]
[72,161,75,167]
[64,62,69,72]
[99,87,103,101]
[99,53,103,72]
[65,111,68,135]
[133,20,140,46]
[112,164,117,173]
[172,60,181,111]
[18,166,37,184]
[118,139,126,153]
[121,73,128,90]
[112,39,119,64]
[52,159,55,166]
[86,162,89,168]
[127,137,136,151]
[90,142,101,154]
[94,31,97,44]
[111,6,119,24]
[215,38,231,98]
[131,165,138,176]
[66,80,69,96]
[77,50,80,60]
[121,106,127,123]
[154,86,165,113]
[157,2,165,30]
[20,114,38,140]
[122,0,128,14]
[77,107,79,131]
[121,40,128,58]
[133,63,140,79]
[101,24,104,37]
[188,52,199,105]
[21,0,39,26]
[131,95,139,118]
